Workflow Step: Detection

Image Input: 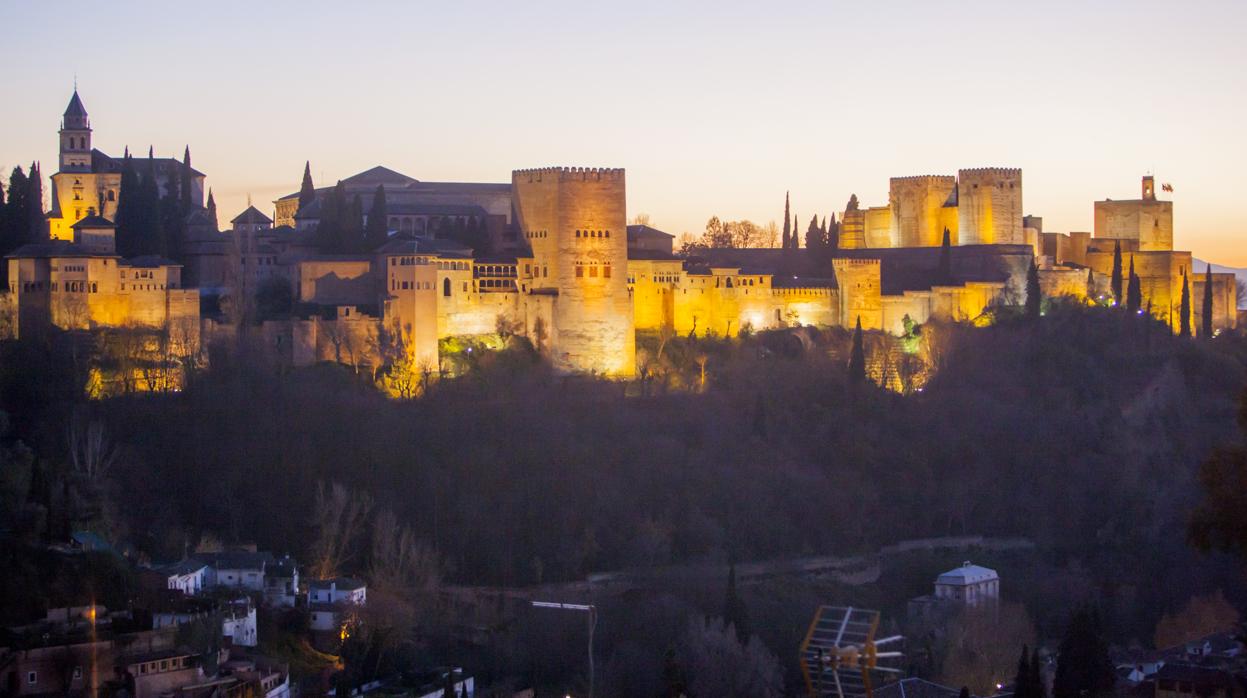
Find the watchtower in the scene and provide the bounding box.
[511,167,635,376]
[957,168,1023,245]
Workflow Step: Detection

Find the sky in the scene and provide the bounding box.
[1,0,1245,265]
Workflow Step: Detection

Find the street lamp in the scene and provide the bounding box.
[531,601,597,698]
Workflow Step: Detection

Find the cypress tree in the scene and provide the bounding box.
[723,561,751,642]
[347,194,364,252]
[115,155,140,257]
[298,161,316,212]
[5,167,29,250]
[1014,646,1031,698]
[805,214,824,254]
[792,213,800,249]
[958,688,970,698]
[1026,259,1042,319]
[781,191,791,249]
[364,185,388,250]
[140,147,162,255]
[1030,646,1044,698]
[1111,241,1123,306]
[1202,263,1214,337]
[180,146,194,209]
[1086,268,1096,302]
[27,161,45,243]
[1126,257,1141,314]
[1053,608,1114,698]
[939,227,952,281]
[828,212,839,251]
[1179,271,1191,337]
[848,317,866,383]
[315,181,346,252]
[206,188,218,230]
[0,173,9,285]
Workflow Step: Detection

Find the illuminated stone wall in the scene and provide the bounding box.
[512,167,635,376]
[1192,271,1239,335]
[1094,199,1174,251]
[889,176,958,247]
[50,172,121,241]
[865,207,892,248]
[833,258,883,330]
[957,168,1023,245]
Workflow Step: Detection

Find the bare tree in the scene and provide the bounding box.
[67,409,118,481]
[370,509,441,593]
[309,481,373,579]
[631,213,652,226]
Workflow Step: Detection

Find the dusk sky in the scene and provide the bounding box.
[2,0,1245,264]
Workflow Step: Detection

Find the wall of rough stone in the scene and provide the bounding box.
[958,168,1023,245]
[1094,199,1174,251]
[865,207,892,248]
[889,176,957,247]
[512,167,635,376]
[833,258,883,329]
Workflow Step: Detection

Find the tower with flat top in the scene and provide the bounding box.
[512,167,635,376]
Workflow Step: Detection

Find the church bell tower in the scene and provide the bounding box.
[59,90,92,173]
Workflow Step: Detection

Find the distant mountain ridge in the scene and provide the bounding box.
[1194,259,1247,308]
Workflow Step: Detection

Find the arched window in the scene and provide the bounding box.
[107,190,116,201]
[443,277,451,297]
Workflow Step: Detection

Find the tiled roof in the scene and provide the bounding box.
[231,206,273,225]
[71,214,115,229]
[627,224,675,240]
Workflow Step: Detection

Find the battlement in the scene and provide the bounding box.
[890,175,957,185]
[513,167,625,183]
[832,258,882,267]
[958,167,1022,178]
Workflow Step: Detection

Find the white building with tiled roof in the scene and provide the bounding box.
[934,561,999,606]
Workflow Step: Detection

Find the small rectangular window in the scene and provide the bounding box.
[28,672,37,685]
[575,266,584,278]
[589,266,598,278]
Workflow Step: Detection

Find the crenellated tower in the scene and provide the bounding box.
[957,168,1023,245]
[512,167,635,376]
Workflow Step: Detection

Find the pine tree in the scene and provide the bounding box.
[1026,259,1042,319]
[364,184,389,250]
[723,560,751,642]
[1202,263,1214,337]
[1179,271,1191,337]
[298,161,316,212]
[939,227,952,281]
[1126,257,1141,314]
[848,317,866,383]
[180,146,194,209]
[1111,240,1123,306]
[781,192,791,250]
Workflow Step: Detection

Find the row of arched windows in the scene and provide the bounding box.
[575,229,610,239]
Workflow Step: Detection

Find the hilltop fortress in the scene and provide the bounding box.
[2,92,1239,387]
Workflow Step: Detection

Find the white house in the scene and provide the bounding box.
[308,578,367,633]
[308,578,366,606]
[197,552,275,592]
[934,561,1000,606]
[158,560,209,596]
[221,598,258,647]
